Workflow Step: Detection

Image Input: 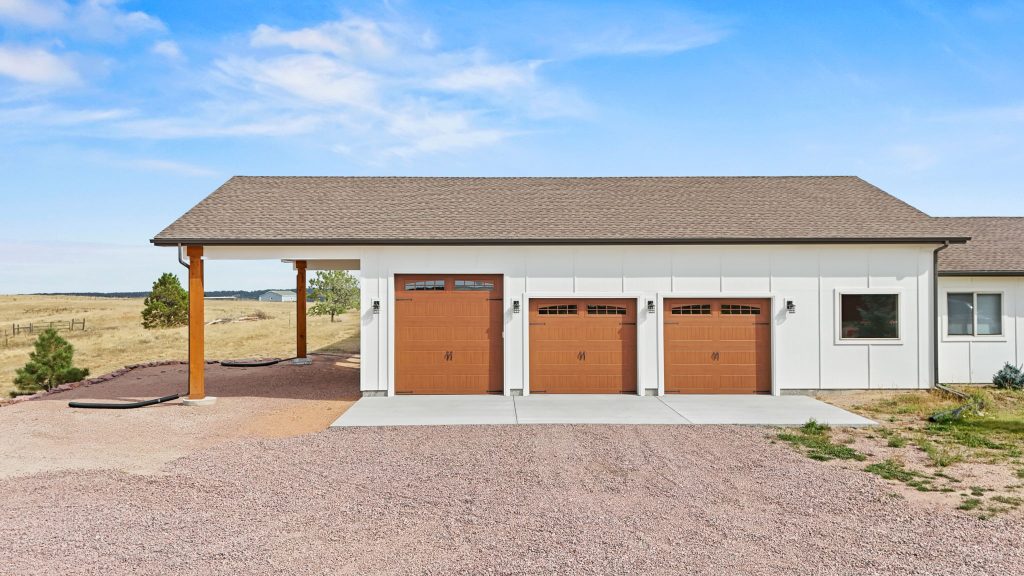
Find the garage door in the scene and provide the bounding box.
[663,298,771,394]
[394,274,503,394]
[529,298,637,394]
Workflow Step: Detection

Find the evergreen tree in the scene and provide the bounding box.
[308,271,360,322]
[13,329,89,395]
[856,296,898,339]
[142,272,189,329]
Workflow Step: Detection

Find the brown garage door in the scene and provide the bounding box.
[529,298,637,394]
[394,274,503,394]
[664,298,771,394]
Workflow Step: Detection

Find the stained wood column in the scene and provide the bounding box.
[296,260,307,359]
[187,246,205,399]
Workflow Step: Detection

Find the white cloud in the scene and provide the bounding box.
[0,45,79,85]
[432,62,540,92]
[0,0,66,27]
[151,39,182,61]
[250,17,395,59]
[215,54,378,108]
[0,0,164,40]
[0,104,132,124]
[73,0,164,39]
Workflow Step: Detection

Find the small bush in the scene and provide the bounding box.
[993,362,1024,390]
[886,434,907,448]
[12,329,89,395]
[778,420,865,462]
[142,272,188,329]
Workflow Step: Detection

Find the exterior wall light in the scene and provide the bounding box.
[786,300,796,314]
[512,300,521,314]
[372,300,380,314]
[647,300,656,313]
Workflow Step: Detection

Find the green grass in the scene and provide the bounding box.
[864,459,937,491]
[958,497,982,511]
[990,495,1022,507]
[886,434,907,448]
[915,438,964,467]
[777,420,866,462]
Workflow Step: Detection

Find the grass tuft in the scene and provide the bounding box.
[958,498,982,511]
[778,419,865,462]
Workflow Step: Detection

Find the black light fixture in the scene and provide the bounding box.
[786,300,796,314]
[372,300,380,314]
[512,300,521,314]
[647,300,656,313]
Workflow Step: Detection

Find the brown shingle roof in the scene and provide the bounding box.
[938,217,1024,275]
[152,176,967,246]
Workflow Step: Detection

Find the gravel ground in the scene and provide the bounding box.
[2,423,1021,575]
[0,354,359,477]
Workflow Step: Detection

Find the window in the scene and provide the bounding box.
[538,304,577,315]
[721,304,760,315]
[947,293,1002,336]
[404,280,444,291]
[671,304,711,315]
[840,293,899,340]
[454,279,494,291]
[587,304,626,315]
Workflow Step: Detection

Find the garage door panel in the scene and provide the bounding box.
[529,298,636,394]
[664,298,771,394]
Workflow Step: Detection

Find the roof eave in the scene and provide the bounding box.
[938,270,1024,277]
[151,236,971,247]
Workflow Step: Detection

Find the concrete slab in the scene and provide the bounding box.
[332,393,874,427]
[332,395,516,427]
[658,395,875,427]
[514,395,689,424]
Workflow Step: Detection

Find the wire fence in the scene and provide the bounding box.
[1,319,86,347]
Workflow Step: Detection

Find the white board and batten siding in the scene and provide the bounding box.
[205,244,940,396]
[938,276,1024,384]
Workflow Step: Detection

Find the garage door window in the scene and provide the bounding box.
[538,304,577,315]
[672,304,711,315]
[947,292,1002,336]
[840,293,899,340]
[404,280,445,291]
[454,279,494,291]
[721,304,760,315]
[587,304,626,315]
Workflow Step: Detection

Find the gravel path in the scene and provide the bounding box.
[2,424,1021,575]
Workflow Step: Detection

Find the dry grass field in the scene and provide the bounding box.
[0,295,359,397]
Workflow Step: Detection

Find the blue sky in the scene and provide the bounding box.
[1,0,1022,293]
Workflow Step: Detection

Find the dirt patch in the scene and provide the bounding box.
[0,355,359,478]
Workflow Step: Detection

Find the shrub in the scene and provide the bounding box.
[142,272,188,329]
[993,362,1024,390]
[12,329,89,395]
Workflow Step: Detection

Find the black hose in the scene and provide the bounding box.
[69,393,180,410]
[220,357,294,367]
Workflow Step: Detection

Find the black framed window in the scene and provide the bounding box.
[404,280,444,291]
[538,304,577,315]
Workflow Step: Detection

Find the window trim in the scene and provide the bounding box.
[834,289,904,345]
[942,290,1006,342]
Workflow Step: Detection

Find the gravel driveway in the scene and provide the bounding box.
[2,424,1020,575]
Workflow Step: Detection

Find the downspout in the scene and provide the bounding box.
[932,241,967,399]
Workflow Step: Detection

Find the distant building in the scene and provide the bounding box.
[258,290,297,302]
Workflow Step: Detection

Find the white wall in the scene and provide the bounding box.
[938,276,1024,384]
[205,244,939,395]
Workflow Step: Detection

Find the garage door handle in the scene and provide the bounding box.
[712,352,720,361]
[444,351,453,361]
[577,351,586,361]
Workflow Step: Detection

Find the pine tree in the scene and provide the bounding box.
[308,271,360,322]
[13,329,89,395]
[141,272,189,329]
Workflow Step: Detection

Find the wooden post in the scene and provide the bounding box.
[296,260,307,359]
[187,246,205,399]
